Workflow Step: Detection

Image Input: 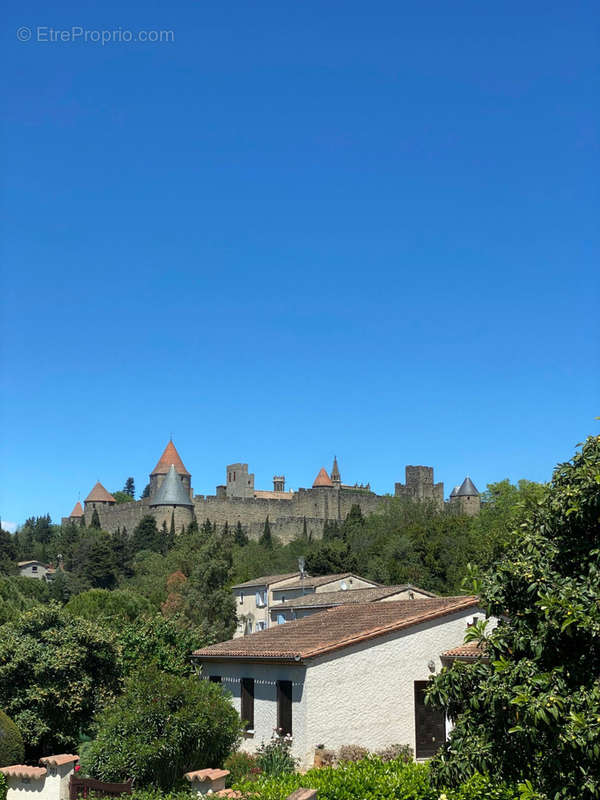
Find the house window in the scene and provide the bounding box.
[209,675,221,683]
[256,621,266,631]
[239,592,244,604]
[31,565,38,572]
[277,680,293,736]
[256,590,267,607]
[241,678,254,730]
[277,614,285,625]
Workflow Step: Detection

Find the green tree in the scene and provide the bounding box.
[183,534,237,642]
[0,604,122,758]
[0,527,16,575]
[259,516,273,549]
[82,666,242,789]
[65,588,154,626]
[90,509,101,528]
[428,434,600,799]
[124,477,135,498]
[112,491,134,504]
[140,483,151,499]
[132,515,162,554]
[116,614,202,677]
[73,530,118,589]
[234,521,248,547]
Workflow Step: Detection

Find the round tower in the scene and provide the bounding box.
[149,440,192,499]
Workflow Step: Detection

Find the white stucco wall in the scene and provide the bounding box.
[303,608,487,766]
[202,662,308,757]
[5,764,74,800]
[201,607,491,768]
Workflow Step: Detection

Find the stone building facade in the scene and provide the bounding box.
[64,441,481,540]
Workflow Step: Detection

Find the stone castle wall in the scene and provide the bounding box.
[84,487,388,543]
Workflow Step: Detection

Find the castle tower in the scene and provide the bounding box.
[331,456,341,486]
[84,482,116,511]
[150,440,192,499]
[69,501,84,520]
[149,464,194,531]
[454,476,480,516]
[227,463,255,498]
[313,467,333,488]
[273,475,285,492]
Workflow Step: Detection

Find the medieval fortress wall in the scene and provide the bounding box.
[66,442,480,541]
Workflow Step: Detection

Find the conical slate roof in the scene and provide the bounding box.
[313,467,333,488]
[151,440,190,476]
[85,482,116,503]
[150,464,193,507]
[449,485,460,498]
[69,501,84,518]
[457,477,479,497]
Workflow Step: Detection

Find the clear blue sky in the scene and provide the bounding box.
[1,0,598,530]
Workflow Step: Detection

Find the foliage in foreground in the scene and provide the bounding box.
[232,757,518,800]
[0,709,24,767]
[428,434,600,800]
[0,604,122,759]
[81,666,243,790]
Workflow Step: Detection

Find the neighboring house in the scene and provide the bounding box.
[270,573,380,604]
[232,573,302,637]
[17,560,55,581]
[233,572,381,636]
[270,584,436,625]
[194,595,491,766]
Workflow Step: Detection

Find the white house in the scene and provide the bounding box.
[269,584,436,625]
[17,560,55,581]
[194,595,489,767]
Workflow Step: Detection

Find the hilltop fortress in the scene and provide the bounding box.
[64,441,480,542]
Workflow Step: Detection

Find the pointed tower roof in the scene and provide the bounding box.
[313,467,334,488]
[331,456,341,483]
[151,440,190,476]
[150,464,193,507]
[85,482,116,503]
[69,501,84,518]
[449,485,460,498]
[457,477,479,497]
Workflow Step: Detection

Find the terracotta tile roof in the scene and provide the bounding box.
[0,766,47,780]
[194,596,479,662]
[85,482,116,503]
[184,768,229,782]
[151,440,190,476]
[441,641,488,661]
[69,502,84,518]
[313,467,333,487]
[232,572,300,589]
[276,573,377,591]
[39,754,79,767]
[275,584,436,609]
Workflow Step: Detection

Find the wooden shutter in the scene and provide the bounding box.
[241,678,254,729]
[277,680,293,736]
[414,681,445,758]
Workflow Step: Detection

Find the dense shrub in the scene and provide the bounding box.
[223,751,261,786]
[374,743,413,763]
[234,756,436,800]
[0,709,24,767]
[444,772,519,799]
[256,732,297,777]
[82,666,243,789]
[65,589,154,624]
[0,772,8,800]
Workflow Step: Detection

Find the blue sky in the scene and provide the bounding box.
[1,0,598,530]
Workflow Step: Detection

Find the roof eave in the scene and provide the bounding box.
[192,653,305,665]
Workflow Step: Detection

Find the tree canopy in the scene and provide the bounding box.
[428,434,600,800]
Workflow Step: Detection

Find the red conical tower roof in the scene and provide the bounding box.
[85,482,116,503]
[313,467,333,487]
[69,501,84,518]
[151,440,190,476]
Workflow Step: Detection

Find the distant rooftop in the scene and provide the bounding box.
[232,572,301,590]
[275,584,436,609]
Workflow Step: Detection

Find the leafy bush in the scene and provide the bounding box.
[130,790,192,800]
[0,709,24,767]
[0,604,122,758]
[336,744,369,763]
[443,772,519,799]
[234,756,436,800]
[82,666,243,789]
[0,772,8,800]
[223,751,261,786]
[256,732,297,777]
[65,589,154,624]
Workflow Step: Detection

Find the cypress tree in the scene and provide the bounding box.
[234,521,248,547]
[124,477,135,497]
[259,516,273,549]
[90,509,101,529]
